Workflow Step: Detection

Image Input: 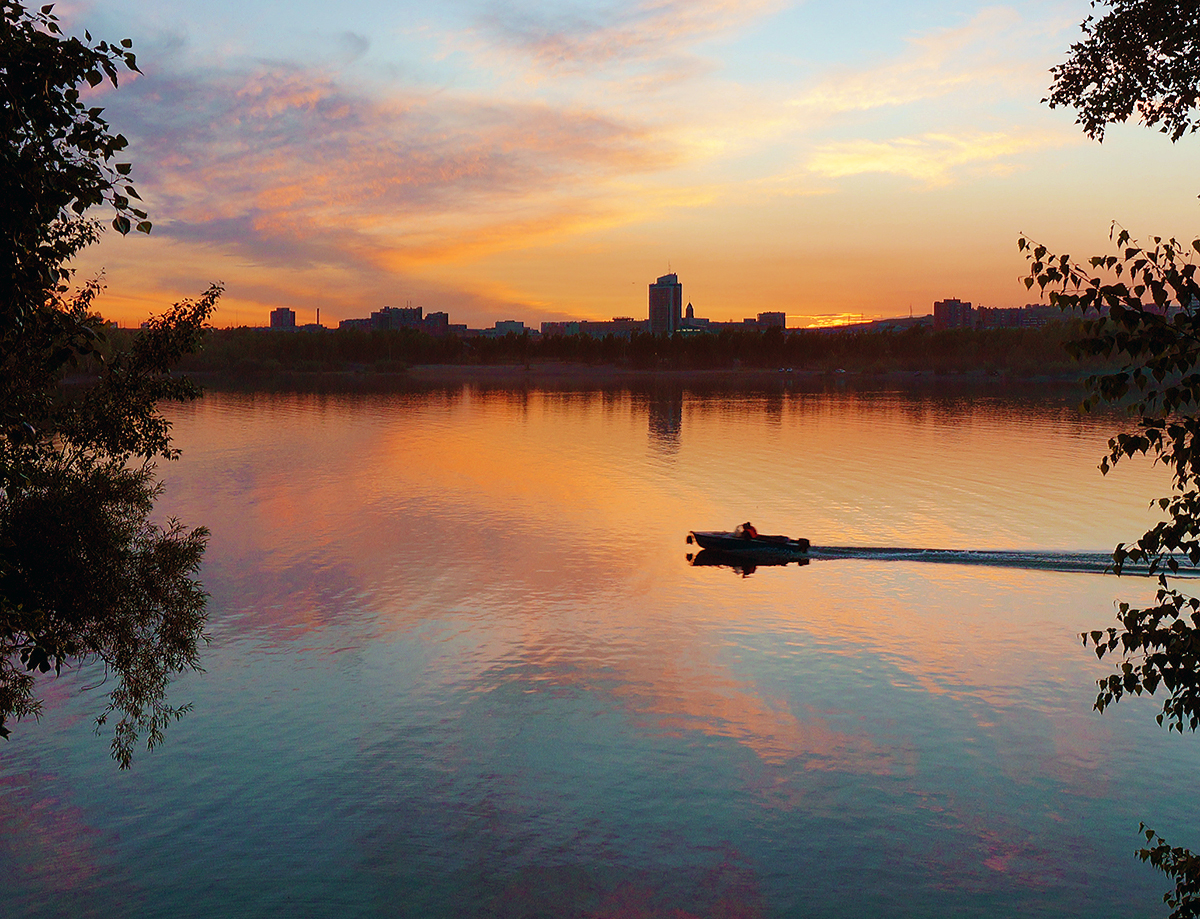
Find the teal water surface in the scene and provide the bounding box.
[2,384,1196,918]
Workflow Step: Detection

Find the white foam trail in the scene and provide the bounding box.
[808,546,1200,577]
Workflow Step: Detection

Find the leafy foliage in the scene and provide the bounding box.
[1022,228,1200,916]
[1047,0,1200,142]
[1141,824,1200,919]
[1022,228,1200,712]
[1,1,218,766]
[1,0,150,319]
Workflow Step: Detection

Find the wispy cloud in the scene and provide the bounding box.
[788,7,1052,120]
[779,8,1082,188]
[806,130,1067,185]
[472,0,786,74]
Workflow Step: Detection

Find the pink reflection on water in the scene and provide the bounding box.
[488,851,766,919]
[0,771,106,894]
[626,676,902,776]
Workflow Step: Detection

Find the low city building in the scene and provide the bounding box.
[936,300,1062,330]
[372,305,423,330]
[541,317,647,338]
[318,282,1076,342]
[933,298,973,330]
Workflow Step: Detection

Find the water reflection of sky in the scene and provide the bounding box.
[2,386,1195,918]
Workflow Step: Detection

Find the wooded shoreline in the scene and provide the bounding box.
[158,321,1107,390]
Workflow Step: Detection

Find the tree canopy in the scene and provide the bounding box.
[1047,0,1200,141]
[1,1,217,766]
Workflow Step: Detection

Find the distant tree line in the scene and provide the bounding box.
[168,321,1096,379]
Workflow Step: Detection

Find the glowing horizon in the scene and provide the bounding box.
[61,0,1199,331]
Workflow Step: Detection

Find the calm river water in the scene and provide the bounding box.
[4,382,1199,918]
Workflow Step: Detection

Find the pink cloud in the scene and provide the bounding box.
[81,56,680,323]
[117,61,672,243]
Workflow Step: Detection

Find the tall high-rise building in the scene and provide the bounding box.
[648,273,682,335]
[269,307,296,330]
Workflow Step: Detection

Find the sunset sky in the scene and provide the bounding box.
[66,0,1199,330]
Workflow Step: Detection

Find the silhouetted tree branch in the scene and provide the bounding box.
[1,0,218,766]
[1047,0,1200,142]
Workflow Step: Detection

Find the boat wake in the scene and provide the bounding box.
[809,546,1200,577]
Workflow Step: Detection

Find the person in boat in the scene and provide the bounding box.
[739,522,758,539]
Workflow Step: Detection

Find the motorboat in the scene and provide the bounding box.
[687,523,810,557]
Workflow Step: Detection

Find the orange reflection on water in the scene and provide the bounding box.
[161,387,1170,796]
